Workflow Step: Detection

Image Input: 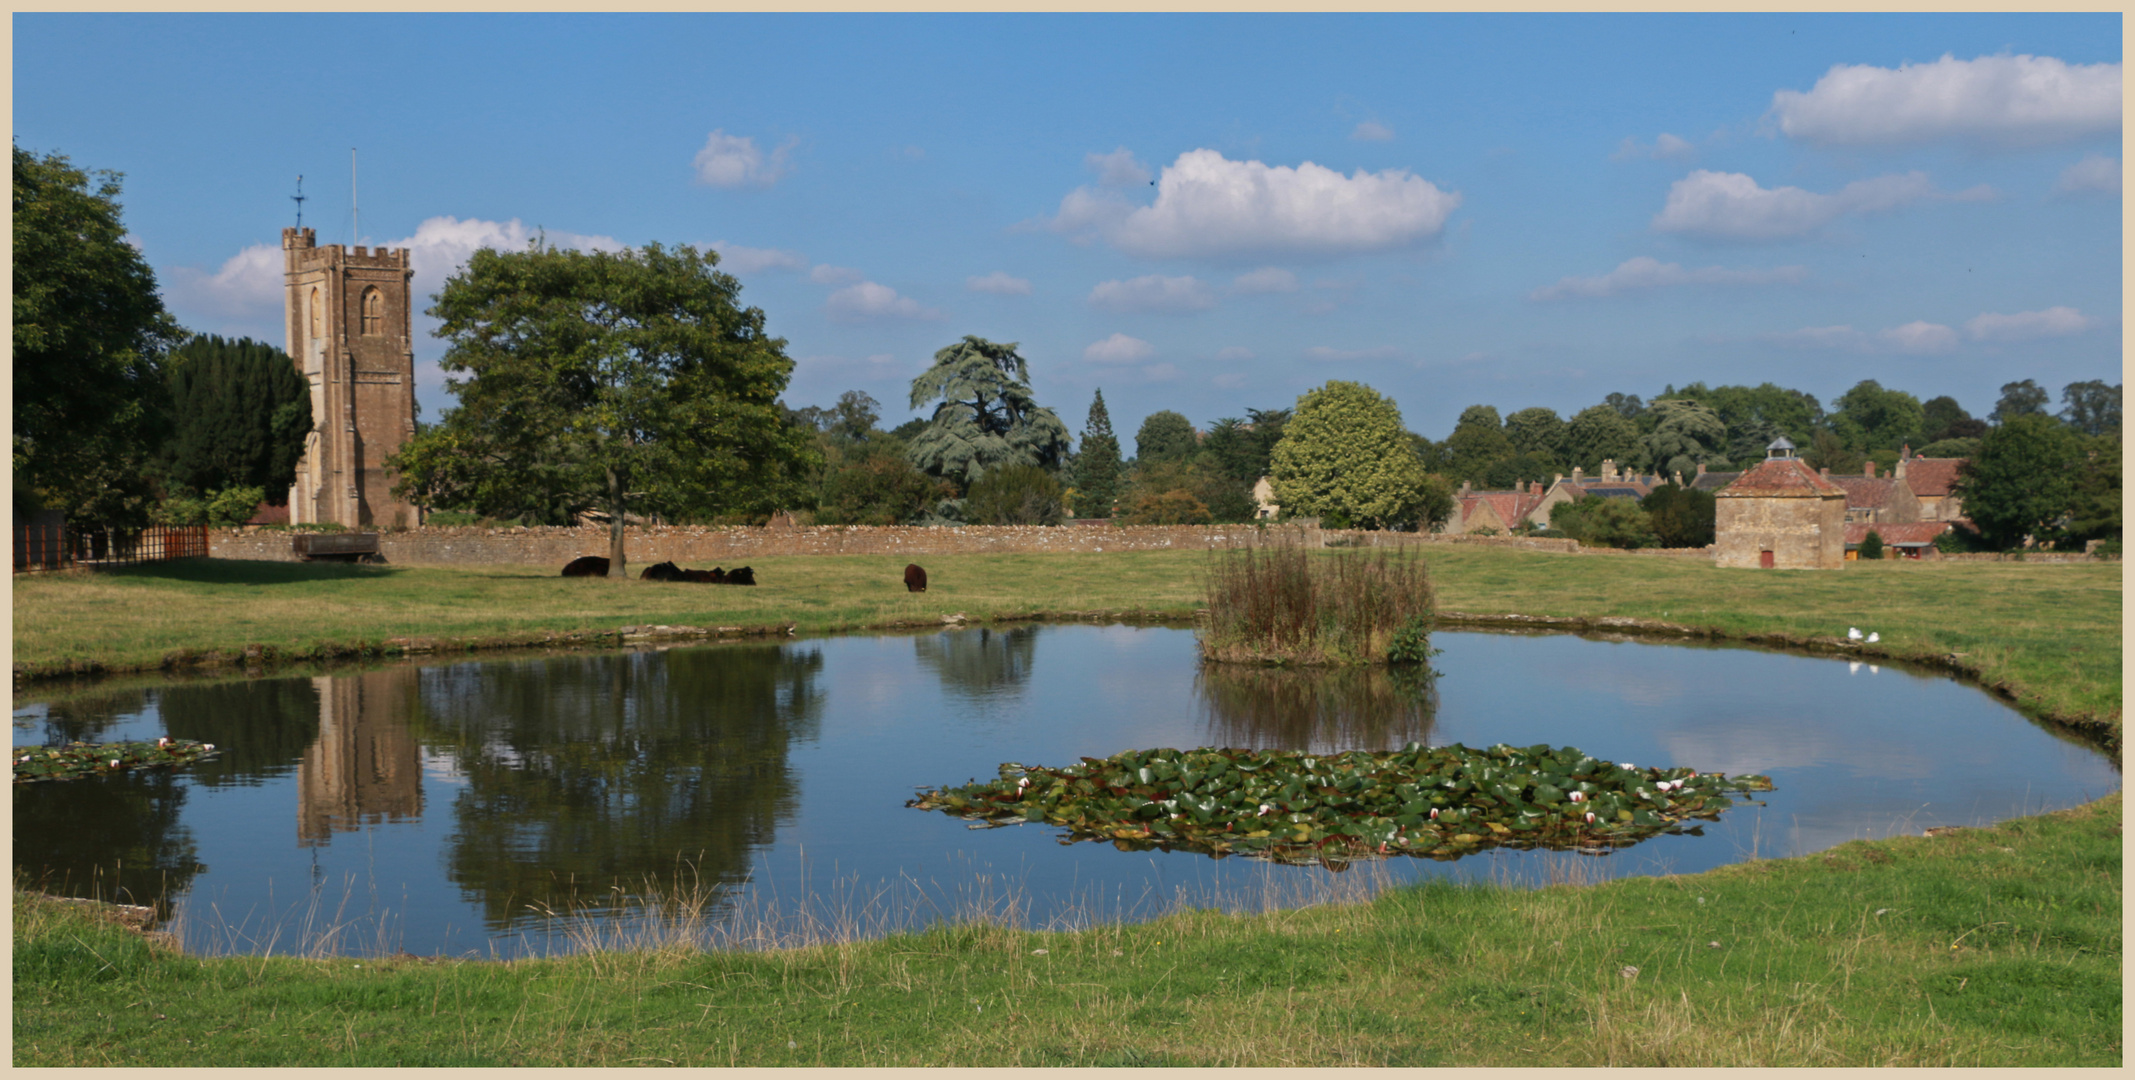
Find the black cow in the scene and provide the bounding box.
[640,561,684,582]
[681,567,727,583]
[725,566,757,586]
[904,563,928,592]
[561,555,610,577]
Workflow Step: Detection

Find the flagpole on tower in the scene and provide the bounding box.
[351,148,359,246]
[291,175,306,228]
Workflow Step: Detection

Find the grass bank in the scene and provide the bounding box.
[14,547,2120,740]
[11,544,2122,1065]
[14,790,2119,1066]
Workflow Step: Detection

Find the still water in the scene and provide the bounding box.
[13,625,2117,957]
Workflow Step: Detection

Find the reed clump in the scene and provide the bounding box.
[1198,543,1435,666]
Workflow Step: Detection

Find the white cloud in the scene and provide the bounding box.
[809,264,863,285]
[1652,169,1989,241]
[1215,346,1255,362]
[1769,53,2122,147]
[1530,256,1808,301]
[692,129,796,188]
[1306,345,1400,362]
[823,281,944,323]
[1086,146,1152,187]
[2055,154,2121,195]
[1083,333,1156,365]
[162,242,284,317]
[1230,267,1299,294]
[1088,274,1217,314]
[966,271,1033,295]
[390,217,625,293]
[1049,148,1460,259]
[1964,306,2095,341]
[1611,133,1695,161]
[1351,121,1395,142]
[710,242,807,274]
[1877,321,1961,355]
[1767,320,1959,354]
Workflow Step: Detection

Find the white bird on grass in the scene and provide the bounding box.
[1866,632,1879,643]
[1847,627,1863,641]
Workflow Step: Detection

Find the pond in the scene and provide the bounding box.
[13,625,2118,958]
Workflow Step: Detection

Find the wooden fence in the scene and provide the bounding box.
[13,521,209,572]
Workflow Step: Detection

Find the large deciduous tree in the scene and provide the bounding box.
[1955,414,2085,550]
[1269,381,1428,530]
[1564,404,1641,473]
[1133,409,1198,464]
[1443,404,1513,483]
[389,241,816,576]
[1989,379,2052,425]
[160,334,312,502]
[1828,379,1924,452]
[906,336,1071,491]
[2059,380,2122,437]
[1642,398,1731,478]
[1504,406,1568,468]
[13,145,187,527]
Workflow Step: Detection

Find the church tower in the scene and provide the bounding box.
[282,227,419,527]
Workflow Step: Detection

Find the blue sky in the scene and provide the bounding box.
[15,13,2121,441]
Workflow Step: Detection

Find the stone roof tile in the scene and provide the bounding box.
[1716,457,1847,498]
[1903,457,1966,497]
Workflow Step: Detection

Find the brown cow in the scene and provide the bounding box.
[904,563,927,592]
[561,555,610,577]
[640,561,684,582]
[725,566,757,586]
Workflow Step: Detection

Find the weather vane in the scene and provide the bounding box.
[291,175,306,229]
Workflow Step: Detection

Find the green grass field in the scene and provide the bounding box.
[11,545,2122,1066]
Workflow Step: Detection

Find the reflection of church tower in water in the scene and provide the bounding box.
[282,227,420,527]
[297,670,424,845]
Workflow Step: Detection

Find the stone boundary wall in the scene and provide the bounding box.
[207,522,1324,566]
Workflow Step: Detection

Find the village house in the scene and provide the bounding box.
[1713,437,1847,569]
[1893,448,1968,522]
[1448,459,1659,534]
[1844,521,1954,560]
[1827,461,1924,525]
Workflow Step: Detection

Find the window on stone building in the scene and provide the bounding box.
[361,288,384,336]
[309,287,323,338]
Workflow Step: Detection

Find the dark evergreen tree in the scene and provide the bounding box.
[160,334,312,502]
[1920,395,1984,444]
[1641,482,1717,548]
[1071,389,1122,518]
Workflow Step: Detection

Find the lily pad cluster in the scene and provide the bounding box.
[909,742,1773,865]
[12,739,221,784]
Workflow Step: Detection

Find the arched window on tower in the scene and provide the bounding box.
[309,287,323,338]
[361,287,385,336]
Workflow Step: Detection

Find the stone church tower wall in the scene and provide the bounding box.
[283,227,419,527]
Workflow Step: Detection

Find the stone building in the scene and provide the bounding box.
[1828,463,1924,525]
[1893,450,1967,522]
[283,227,419,528]
[1713,437,1847,569]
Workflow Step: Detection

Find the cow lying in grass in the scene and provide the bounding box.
[638,561,756,585]
[561,555,610,577]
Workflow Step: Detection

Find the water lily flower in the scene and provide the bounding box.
[1585,812,1596,824]
[1428,808,1439,819]
[1568,791,1585,802]
[1619,763,1635,770]
[109,759,121,768]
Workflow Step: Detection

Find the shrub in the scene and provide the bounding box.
[1200,543,1435,666]
[1859,529,1885,560]
[819,452,955,525]
[1121,488,1212,525]
[1549,495,1657,549]
[963,463,1066,525]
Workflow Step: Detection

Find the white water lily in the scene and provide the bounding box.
[1584,811,1596,823]
[1568,791,1586,802]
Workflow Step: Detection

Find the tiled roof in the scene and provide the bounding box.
[1690,471,1741,491]
[1582,485,1648,499]
[1716,457,1847,497]
[1460,490,1544,528]
[1829,476,1907,510]
[1845,521,1951,547]
[1902,457,1965,497]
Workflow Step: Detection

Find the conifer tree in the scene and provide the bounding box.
[1073,388,1122,518]
[161,334,313,501]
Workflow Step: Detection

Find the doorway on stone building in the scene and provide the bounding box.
[1759,549,1774,569]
